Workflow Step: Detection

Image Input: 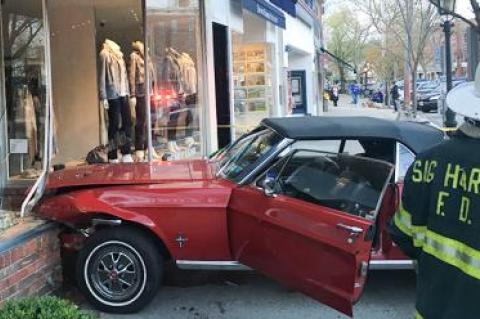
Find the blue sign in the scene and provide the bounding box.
[242,0,286,29]
[270,0,297,17]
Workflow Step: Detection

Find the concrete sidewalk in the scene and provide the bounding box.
[324,94,450,128]
[324,94,398,121]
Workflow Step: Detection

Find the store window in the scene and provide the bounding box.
[232,12,274,139]
[146,0,204,160]
[1,0,47,180]
[48,0,145,165]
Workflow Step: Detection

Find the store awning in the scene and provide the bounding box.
[242,0,286,29]
[270,0,297,17]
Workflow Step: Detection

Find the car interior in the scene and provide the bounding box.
[258,138,397,219]
[274,152,392,219]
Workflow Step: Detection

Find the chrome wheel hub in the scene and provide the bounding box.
[88,245,143,303]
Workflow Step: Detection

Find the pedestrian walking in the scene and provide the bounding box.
[331,83,339,107]
[348,82,355,103]
[390,83,399,112]
[389,64,480,319]
[352,83,361,107]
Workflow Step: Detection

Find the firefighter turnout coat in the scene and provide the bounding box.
[390,132,480,319]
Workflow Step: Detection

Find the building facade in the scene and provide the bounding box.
[0,0,323,211]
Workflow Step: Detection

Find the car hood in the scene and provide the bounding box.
[46,160,217,190]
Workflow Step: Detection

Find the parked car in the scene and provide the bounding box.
[417,81,440,96]
[418,80,465,113]
[36,117,445,316]
[418,88,441,113]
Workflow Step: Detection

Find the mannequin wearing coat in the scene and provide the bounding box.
[99,39,133,163]
[128,41,155,161]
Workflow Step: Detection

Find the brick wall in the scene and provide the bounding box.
[0,225,62,303]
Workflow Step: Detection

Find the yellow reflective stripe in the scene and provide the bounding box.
[414,310,424,319]
[394,213,412,237]
[422,229,480,280]
[394,203,413,237]
[412,226,427,248]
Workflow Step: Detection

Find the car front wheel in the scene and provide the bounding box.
[76,226,163,313]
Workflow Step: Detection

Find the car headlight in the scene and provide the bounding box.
[429,96,439,101]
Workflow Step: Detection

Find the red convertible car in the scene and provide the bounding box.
[37,116,444,316]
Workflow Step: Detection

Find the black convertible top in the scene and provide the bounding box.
[261,116,445,154]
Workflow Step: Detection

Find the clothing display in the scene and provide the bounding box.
[106,96,133,160]
[99,39,130,100]
[135,95,147,151]
[128,41,154,153]
[158,48,196,94]
[149,47,198,157]
[98,39,133,160]
[129,41,155,98]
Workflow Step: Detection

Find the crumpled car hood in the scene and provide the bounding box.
[46,160,216,190]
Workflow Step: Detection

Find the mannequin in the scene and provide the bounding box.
[159,48,198,155]
[99,39,133,163]
[129,41,154,161]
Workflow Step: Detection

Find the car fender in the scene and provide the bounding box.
[38,189,174,256]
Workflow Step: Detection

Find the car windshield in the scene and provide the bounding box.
[216,128,283,183]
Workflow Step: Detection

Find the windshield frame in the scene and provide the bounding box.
[213,127,292,185]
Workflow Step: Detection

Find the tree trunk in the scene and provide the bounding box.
[411,67,418,118]
[338,65,346,93]
[385,80,390,106]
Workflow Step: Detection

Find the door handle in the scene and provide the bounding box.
[336,223,364,238]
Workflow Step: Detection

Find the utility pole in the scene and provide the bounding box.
[443,20,457,127]
[403,0,413,112]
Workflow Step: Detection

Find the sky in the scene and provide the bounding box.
[457,0,474,18]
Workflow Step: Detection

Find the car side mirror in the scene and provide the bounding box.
[262,171,277,197]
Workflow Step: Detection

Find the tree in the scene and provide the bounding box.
[352,0,437,117]
[325,7,370,91]
[364,38,404,93]
[428,0,480,34]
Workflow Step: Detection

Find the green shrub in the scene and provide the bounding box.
[0,296,95,319]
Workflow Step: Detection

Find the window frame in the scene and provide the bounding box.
[395,142,416,182]
[255,148,394,221]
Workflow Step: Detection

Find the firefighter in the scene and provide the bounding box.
[389,65,480,319]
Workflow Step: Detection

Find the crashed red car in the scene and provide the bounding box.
[37,116,444,316]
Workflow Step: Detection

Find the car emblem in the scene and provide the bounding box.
[175,234,188,248]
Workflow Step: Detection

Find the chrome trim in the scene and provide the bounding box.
[176,260,252,271]
[215,130,264,178]
[395,142,416,182]
[239,138,293,185]
[372,162,395,220]
[369,260,415,270]
[92,219,122,227]
[177,259,415,271]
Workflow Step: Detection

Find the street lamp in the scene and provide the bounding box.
[435,0,457,127]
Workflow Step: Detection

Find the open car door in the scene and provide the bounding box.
[228,150,394,317]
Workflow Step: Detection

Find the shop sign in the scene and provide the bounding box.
[270,0,297,17]
[9,139,28,154]
[243,0,286,29]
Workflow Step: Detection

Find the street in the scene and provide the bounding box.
[99,267,416,319]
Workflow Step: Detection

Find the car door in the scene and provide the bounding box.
[228,150,393,317]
